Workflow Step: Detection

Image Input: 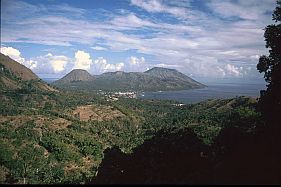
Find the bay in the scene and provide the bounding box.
[138,81,267,104]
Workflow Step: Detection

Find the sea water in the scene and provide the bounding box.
[138,78,267,104]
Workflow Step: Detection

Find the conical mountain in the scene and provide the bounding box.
[53,69,94,84]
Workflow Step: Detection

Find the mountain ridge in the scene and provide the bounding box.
[53,67,206,91]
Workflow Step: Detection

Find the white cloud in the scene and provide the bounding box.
[0,46,127,76]
[130,0,188,19]
[180,55,245,78]
[154,63,183,69]
[0,46,25,64]
[126,56,149,72]
[114,63,125,71]
[92,57,124,74]
[182,56,223,78]
[0,46,41,71]
[217,67,226,77]
[250,55,260,60]
[208,0,276,21]
[29,53,69,74]
[74,50,92,70]
[225,64,242,77]
[129,56,145,65]
[111,13,155,28]
[91,46,108,51]
[25,59,38,69]
[47,53,68,73]
[105,63,125,72]
[93,57,107,73]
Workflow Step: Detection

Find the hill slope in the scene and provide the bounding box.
[0,53,38,81]
[53,67,205,91]
[0,53,56,92]
[144,67,204,88]
[145,67,200,83]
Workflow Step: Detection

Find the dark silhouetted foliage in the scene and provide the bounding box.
[93,127,280,185]
[257,0,281,127]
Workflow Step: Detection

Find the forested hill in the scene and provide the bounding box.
[52,67,205,91]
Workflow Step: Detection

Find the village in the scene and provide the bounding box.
[97,90,137,101]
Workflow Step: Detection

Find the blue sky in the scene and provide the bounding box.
[0,0,276,80]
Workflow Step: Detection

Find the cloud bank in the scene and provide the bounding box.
[1,47,131,76]
[1,0,276,78]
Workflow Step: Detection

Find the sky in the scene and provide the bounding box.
[0,0,277,81]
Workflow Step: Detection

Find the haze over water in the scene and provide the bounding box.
[138,77,266,104]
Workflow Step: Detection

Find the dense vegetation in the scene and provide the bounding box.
[93,121,280,184]
[0,82,264,184]
[0,58,278,184]
[257,0,280,134]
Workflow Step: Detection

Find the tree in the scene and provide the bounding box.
[257,0,281,127]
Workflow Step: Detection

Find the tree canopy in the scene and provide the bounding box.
[257,0,281,126]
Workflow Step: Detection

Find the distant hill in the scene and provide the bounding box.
[0,53,56,92]
[53,67,205,91]
[53,69,94,84]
